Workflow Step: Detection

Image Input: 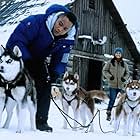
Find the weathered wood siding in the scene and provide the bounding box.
[66,0,140,89]
[71,0,132,59]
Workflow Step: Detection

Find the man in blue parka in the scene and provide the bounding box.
[6,4,78,132]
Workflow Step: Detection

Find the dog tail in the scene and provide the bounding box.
[88,90,108,100]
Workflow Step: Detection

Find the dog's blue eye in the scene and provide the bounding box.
[6,59,12,63]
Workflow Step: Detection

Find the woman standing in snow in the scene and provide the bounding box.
[102,48,130,121]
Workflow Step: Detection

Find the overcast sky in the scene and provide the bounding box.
[113,0,140,52]
[113,0,140,30]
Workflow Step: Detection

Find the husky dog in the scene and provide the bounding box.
[60,71,79,130]
[52,71,108,132]
[76,87,108,132]
[0,45,37,133]
[114,80,140,136]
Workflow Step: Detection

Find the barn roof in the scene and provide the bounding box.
[104,0,140,63]
[69,0,140,63]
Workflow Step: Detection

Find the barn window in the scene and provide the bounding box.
[89,0,95,9]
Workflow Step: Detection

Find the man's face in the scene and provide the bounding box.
[52,15,73,36]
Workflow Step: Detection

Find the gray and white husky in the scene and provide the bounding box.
[114,80,140,136]
[0,45,37,133]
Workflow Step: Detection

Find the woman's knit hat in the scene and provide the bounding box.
[114,47,123,54]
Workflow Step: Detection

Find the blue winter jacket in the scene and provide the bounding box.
[6,4,77,77]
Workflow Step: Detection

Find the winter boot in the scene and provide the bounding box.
[106,110,111,121]
[36,118,53,132]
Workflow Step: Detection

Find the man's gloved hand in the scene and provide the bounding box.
[51,84,62,100]
[121,77,126,82]
[110,76,114,80]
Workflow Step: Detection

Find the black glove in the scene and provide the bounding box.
[121,77,126,82]
[110,76,114,80]
[49,72,59,83]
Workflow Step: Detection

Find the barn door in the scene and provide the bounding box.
[73,56,103,90]
[73,56,89,89]
[87,59,103,90]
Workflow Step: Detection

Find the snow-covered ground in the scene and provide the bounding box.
[1,99,140,140]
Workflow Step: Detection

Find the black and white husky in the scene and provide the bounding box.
[0,45,37,133]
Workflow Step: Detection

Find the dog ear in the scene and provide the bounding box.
[127,78,133,84]
[63,71,69,79]
[13,46,22,57]
[138,80,140,84]
[0,45,5,56]
[74,73,79,80]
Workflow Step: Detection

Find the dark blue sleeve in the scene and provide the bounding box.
[50,50,70,74]
[49,40,73,82]
[6,16,39,60]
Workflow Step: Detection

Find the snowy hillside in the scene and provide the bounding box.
[0,0,74,45]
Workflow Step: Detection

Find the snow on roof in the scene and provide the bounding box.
[78,35,107,46]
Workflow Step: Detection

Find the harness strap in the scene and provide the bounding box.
[62,94,78,106]
[0,68,30,103]
[126,100,139,112]
[5,89,15,101]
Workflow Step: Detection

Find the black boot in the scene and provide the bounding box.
[106,110,111,121]
[36,118,53,132]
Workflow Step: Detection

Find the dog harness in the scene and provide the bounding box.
[0,70,25,101]
[125,97,140,112]
[62,88,78,106]
[0,48,34,104]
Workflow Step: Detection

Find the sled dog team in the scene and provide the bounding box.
[0,45,140,136]
[52,71,140,136]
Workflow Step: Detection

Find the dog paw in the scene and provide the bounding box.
[123,132,129,136]
[79,127,84,130]
[3,125,9,129]
[72,128,77,131]
[16,130,22,133]
[62,125,67,129]
[132,131,137,136]
[63,127,67,129]
[89,128,94,132]
[31,127,36,131]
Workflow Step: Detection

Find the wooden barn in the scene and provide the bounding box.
[66,0,140,91]
[0,0,140,91]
